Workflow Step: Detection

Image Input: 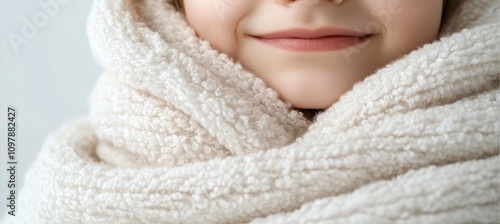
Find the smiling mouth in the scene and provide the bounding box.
[250,27,374,52]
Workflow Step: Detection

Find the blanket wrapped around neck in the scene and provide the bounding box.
[3,0,499,223]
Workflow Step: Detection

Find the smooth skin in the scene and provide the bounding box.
[182,0,444,109]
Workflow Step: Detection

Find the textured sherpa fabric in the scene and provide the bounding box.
[2,0,500,223]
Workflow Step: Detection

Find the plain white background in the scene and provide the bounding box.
[0,0,100,217]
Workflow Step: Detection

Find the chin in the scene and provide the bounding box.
[275,81,345,110]
[284,96,338,110]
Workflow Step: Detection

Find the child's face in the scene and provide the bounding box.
[183,0,444,109]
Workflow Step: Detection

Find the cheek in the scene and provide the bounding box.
[184,0,251,57]
[379,0,443,54]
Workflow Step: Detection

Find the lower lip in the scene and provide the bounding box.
[253,35,373,52]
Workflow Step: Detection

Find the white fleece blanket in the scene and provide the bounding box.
[3,0,499,223]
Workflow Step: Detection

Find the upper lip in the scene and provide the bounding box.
[250,27,369,39]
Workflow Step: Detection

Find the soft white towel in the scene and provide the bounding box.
[2,0,499,223]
